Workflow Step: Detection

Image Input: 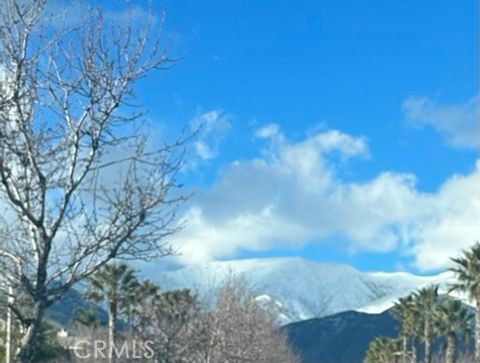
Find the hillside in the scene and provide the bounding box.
[283,310,399,363]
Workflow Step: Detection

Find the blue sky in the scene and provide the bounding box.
[102,0,478,273]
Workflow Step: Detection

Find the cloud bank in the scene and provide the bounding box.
[171,124,480,271]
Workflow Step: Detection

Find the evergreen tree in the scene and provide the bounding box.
[364,336,398,363]
[85,263,139,360]
[434,299,473,363]
[414,285,440,363]
[449,242,480,363]
[392,294,419,363]
[127,279,161,333]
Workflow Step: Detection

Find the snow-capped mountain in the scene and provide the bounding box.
[154,257,455,324]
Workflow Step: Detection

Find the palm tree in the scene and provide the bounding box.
[449,242,480,363]
[434,298,473,363]
[414,285,440,363]
[364,336,398,363]
[393,295,417,363]
[72,307,105,335]
[85,263,139,360]
[127,279,161,334]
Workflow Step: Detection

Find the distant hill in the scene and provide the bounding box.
[47,287,107,327]
[283,307,474,363]
[283,310,399,363]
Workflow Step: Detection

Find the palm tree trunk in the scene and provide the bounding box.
[402,335,408,363]
[445,332,456,363]
[424,318,432,363]
[411,337,418,363]
[109,301,118,363]
[476,297,480,363]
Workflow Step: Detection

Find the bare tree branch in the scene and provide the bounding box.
[0,1,185,361]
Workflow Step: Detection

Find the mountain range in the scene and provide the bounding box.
[46,257,463,363]
[155,257,455,324]
[155,257,470,362]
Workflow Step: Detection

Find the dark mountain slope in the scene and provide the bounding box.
[284,307,474,363]
[47,287,107,326]
[283,310,399,363]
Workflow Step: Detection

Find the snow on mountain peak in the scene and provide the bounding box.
[154,257,451,324]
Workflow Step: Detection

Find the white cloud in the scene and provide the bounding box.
[255,123,281,139]
[171,126,480,270]
[190,110,231,161]
[403,94,479,149]
[410,164,480,270]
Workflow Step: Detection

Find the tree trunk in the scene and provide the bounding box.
[109,301,118,363]
[424,318,432,363]
[475,297,480,363]
[445,332,456,363]
[16,301,46,363]
[411,342,417,363]
[402,335,408,363]
[410,336,418,363]
[5,286,13,363]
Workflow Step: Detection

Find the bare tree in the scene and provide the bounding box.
[0,1,185,361]
[127,279,298,363]
[202,278,299,363]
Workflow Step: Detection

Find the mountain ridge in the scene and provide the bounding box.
[154,256,454,324]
